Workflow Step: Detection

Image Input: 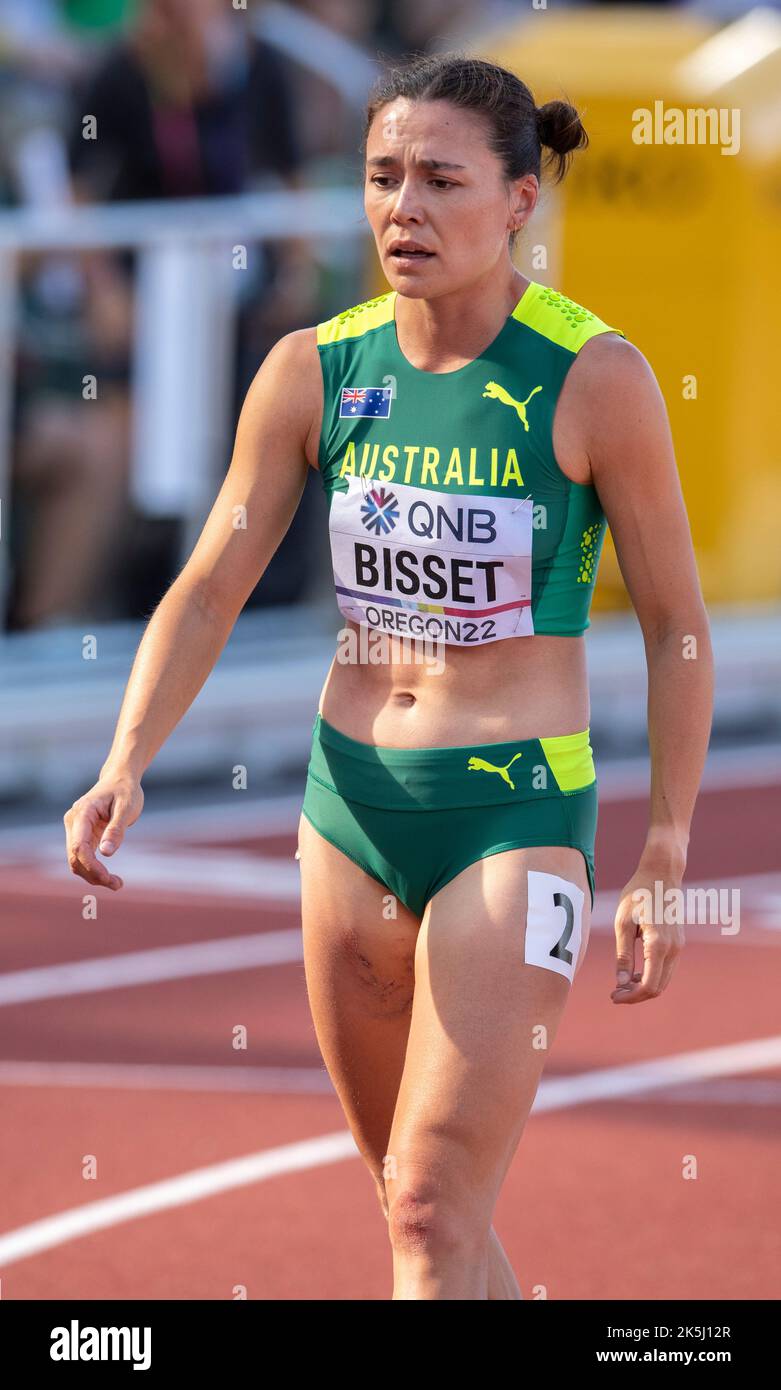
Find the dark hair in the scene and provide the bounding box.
[361,52,588,246]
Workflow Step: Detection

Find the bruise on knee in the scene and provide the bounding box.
[387,1189,449,1256]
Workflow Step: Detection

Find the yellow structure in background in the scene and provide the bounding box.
[368,7,781,610]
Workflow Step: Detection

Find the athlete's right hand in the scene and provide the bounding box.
[63,774,144,891]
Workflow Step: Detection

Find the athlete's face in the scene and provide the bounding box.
[364,98,536,295]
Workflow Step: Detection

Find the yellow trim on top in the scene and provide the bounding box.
[317,281,624,353]
[316,291,395,346]
[539,729,595,792]
[512,281,625,352]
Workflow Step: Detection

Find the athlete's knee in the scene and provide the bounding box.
[387,1185,485,1259]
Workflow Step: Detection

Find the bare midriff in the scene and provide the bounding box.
[318,625,589,748]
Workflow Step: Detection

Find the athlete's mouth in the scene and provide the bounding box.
[389,246,435,259]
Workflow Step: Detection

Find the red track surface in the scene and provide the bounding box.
[0,779,779,1300]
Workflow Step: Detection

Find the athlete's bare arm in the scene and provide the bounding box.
[573,333,714,1002]
[63,328,322,890]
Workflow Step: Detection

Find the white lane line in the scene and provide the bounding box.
[95,848,301,899]
[620,1079,781,1106]
[0,930,302,1007]
[0,1035,779,1270]
[0,1130,359,1269]
[13,846,301,900]
[0,1061,779,1105]
[533,1036,781,1112]
[0,870,299,911]
[0,1061,333,1094]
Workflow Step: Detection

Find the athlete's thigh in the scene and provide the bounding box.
[384,845,591,1218]
[297,813,420,1180]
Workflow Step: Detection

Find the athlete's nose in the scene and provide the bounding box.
[389,175,425,224]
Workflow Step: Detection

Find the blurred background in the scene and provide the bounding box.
[0,0,780,1307]
[0,0,779,807]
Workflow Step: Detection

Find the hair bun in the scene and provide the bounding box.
[535,99,588,181]
[530,99,586,182]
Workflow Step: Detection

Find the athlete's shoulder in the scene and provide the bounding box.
[565,332,668,466]
[253,325,321,395]
[316,290,396,347]
[514,280,627,355]
[566,330,650,393]
[240,326,322,454]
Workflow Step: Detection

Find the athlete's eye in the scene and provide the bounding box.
[369,176,455,190]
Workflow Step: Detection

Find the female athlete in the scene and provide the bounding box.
[64,55,714,1300]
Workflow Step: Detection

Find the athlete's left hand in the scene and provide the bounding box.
[611,870,685,1004]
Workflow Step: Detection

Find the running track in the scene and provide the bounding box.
[0,748,779,1300]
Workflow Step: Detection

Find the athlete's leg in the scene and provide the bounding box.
[297,811,418,1215]
[296,813,525,1299]
[384,844,591,1300]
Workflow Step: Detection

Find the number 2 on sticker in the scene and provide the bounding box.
[550,892,575,966]
[524,870,584,983]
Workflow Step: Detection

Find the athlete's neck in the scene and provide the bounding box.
[394,268,530,372]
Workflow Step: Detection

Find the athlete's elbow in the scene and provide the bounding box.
[166,570,241,630]
[641,603,712,655]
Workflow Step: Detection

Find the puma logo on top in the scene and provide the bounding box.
[482,382,542,432]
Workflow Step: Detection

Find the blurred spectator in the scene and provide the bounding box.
[279,0,378,169]
[376,0,489,51]
[296,0,380,44]
[9,251,134,629]
[68,0,302,201]
[60,0,140,31]
[6,0,323,630]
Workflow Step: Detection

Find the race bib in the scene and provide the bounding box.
[329,476,534,647]
[524,871,584,984]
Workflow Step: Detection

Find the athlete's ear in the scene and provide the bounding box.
[507,173,538,232]
[507,199,525,234]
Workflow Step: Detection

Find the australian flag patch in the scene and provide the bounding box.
[339,386,392,419]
